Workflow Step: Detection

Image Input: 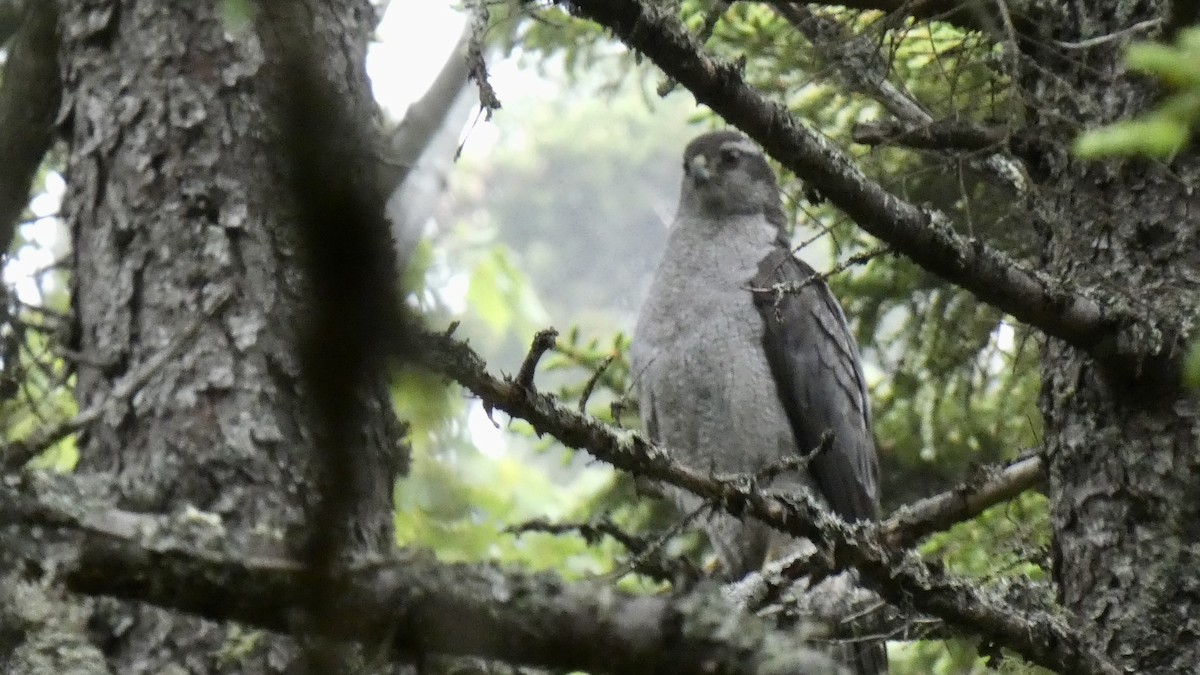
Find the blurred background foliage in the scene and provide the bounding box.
[0,1,1069,673]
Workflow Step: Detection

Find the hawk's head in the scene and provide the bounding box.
[679,130,785,229]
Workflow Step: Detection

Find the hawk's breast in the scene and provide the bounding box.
[632,215,804,489]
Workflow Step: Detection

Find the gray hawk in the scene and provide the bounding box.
[630,130,885,674]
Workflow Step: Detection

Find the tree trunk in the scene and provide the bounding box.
[1025,3,1200,671]
[55,0,402,671]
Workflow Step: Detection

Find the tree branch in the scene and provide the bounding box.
[738,454,1045,607]
[404,324,1118,675]
[882,454,1043,548]
[0,484,846,675]
[851,119,1009,153]
[558,0,1177,380]
[387,27,471,178]
[769,3,1028,194]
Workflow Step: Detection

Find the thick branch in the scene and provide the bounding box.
[387,26,471,183]
[560,0,1175,379]
[405,325,1118,675]
[0,486,844,675]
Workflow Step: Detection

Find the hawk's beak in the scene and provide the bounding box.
[689,156,713,184]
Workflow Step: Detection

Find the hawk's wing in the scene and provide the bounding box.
[752,247,880,522]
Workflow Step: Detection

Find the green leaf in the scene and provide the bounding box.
[1183,339,1200,389]
[1074,116,1189,159]
[466,251,517,336]
[1125,43,1200,86]
[220,0,255,35]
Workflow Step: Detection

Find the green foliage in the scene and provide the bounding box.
[1185,339,1200,389]
[465,245,549,339]
[394,440,625,577]
[2,167,76,472]
[219,0,256,35]
[1076,27,1200,158]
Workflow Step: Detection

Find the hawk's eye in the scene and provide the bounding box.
[719,148,741,165]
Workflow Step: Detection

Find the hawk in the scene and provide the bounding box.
[631,130,885,674]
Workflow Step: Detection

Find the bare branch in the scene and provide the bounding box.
[509,517,703,585]
[516,328,558,391]
[0,485,846,675]
[404,324,1120,675]
[388,26,471,178]
[883,454,1044,548]
[558,0,1178,381]
[1055,18,1163,49]
[578,353,616,412]
[851,119,1008,152]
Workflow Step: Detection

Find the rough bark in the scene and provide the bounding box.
[50,0,402,672]
[1019,3,1200,672]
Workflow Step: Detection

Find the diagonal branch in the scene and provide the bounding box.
[768,3,1028,193]
[739,454,1045,607]
[558,0,1177,379]
[883,453,1043,547]
[404,324,1118,675]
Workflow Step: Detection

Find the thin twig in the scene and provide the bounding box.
[1054,18,1163,50]
[748,245,893,295]
[516,328,558,391]
[577,354,616,413]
